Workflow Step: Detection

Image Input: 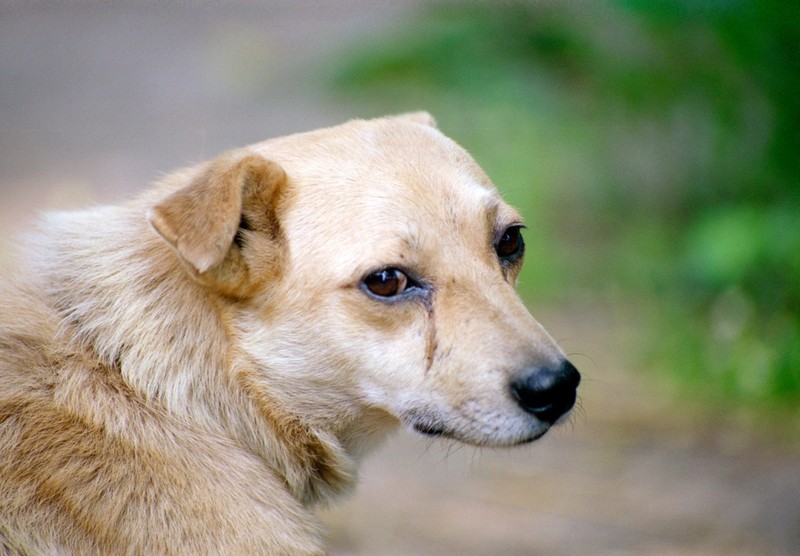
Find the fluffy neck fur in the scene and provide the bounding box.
[26,202,369,505]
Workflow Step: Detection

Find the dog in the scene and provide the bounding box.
[0,113,580,554]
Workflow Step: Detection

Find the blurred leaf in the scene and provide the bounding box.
[684,206,765,287]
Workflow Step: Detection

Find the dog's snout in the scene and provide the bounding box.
[510,360,581,424]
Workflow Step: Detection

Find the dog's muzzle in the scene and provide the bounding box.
[510,360,581,425]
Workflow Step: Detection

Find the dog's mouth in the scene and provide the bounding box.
[410,416,551,446]
[412,421,447,438]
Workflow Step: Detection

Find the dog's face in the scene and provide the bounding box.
[149,114,579,448]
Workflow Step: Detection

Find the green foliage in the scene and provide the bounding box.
[326,1,800,409]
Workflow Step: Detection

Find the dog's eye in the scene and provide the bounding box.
[363,269,409,297]
[496,225,525,261]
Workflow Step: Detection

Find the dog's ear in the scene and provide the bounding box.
[395,111,437,128]
[148,154,286,296]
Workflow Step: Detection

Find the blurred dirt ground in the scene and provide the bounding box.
[1,3,798,555]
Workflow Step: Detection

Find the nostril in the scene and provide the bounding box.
[511,360,581,424]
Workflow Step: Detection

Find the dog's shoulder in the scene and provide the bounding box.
[0,275,59,398]
[0,211,326,555]
[0,388,325,554]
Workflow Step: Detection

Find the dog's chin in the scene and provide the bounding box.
[410,419,551,447]
[513,428,550,445]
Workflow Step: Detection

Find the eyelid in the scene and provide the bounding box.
[361,264,426,285]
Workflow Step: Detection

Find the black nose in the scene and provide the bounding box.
[510,360,581,424]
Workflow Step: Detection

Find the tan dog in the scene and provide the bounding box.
[0,113,580,554]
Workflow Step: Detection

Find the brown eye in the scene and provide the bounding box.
[363,269,408,297]
[496,226,525,261]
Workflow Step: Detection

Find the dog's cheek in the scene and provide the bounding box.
[341,299,410,335]
[331,296,431,400]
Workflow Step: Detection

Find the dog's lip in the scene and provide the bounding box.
[411,418,551,446]
[412,421,447,437]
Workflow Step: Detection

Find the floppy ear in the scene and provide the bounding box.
[395,111,437,128]
[148,153,286,296]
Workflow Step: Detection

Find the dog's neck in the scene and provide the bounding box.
[27,205,383,505]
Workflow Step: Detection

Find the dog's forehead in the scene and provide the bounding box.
[253,117,521,272]
[258,117,512,221]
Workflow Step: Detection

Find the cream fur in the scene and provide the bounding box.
[0,114,574,553]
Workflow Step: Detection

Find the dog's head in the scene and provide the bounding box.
[148,113,579,448]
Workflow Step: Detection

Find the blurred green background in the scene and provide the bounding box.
[327,0,800,417]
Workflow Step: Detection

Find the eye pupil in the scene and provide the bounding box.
[364,269,407,297]
[497,226,523,259]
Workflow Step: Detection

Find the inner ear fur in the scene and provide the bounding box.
[148,153,287,296]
